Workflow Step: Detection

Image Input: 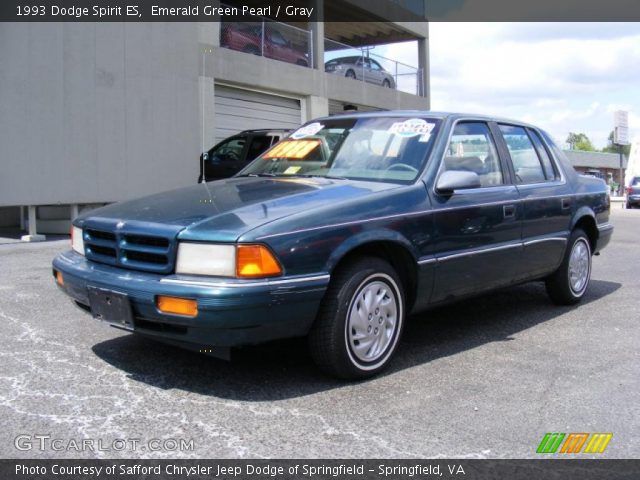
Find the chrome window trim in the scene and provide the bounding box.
[160,274,330,289]
[432,117,508,194]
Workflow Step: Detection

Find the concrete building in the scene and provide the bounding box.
[564,150,628,191]
[0,1,430,239]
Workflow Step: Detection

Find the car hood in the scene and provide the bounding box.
[76,176,399,242]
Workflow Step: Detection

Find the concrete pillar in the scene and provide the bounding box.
[417,34,430,106]
[21,206,45,242]
[304,95,329,121]
[70,204,79,221]
[19,206,25,230]
[310,0,325,70]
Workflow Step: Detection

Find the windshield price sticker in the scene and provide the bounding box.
[388,118,435,138]
[291,122,324,139]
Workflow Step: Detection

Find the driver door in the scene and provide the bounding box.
[429,121,523,301]
[204,135,248,181]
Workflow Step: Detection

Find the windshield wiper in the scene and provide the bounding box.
[288,174,347,180]
[237,173,279,177]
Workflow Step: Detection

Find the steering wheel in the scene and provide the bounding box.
[386,163,418,173]
[222,150,240,161]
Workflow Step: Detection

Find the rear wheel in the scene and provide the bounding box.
[345,69,356,79]
[309,256,405,379]
[545,229,592,305]
[382,79,391,88]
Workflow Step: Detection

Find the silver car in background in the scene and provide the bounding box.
[325,56,396,88]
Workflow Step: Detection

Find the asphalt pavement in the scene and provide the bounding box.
[0,207,638,459]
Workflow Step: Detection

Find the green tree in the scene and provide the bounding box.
[601,131,631,156]
[566,132,595,151]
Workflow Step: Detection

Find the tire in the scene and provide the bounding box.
[345,69,356,79]
[382,79,391,88]
[545,229,592,305]
[308,256,405,380]
[296,59,309,67]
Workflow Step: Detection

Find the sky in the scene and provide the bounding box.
[377,23,640,150]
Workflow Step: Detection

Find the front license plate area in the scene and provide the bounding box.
[87,287,134,330]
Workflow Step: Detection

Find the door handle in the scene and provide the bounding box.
[561,198,572,209]
[503,204,516,218]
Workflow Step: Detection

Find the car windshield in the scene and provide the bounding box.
[237,117,441,183]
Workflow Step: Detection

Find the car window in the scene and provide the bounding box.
[246,135,276,161]
[443,122,504,187]
[239,117,442,184]
[209,136,246,163]
[499,125,546,184]
[370,59,382,71]
[270,30,287,46]
[528,129,558,180]
[632,177,640,186]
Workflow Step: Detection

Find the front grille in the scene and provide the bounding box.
[84,225,176,274]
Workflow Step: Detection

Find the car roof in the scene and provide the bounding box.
[239,129,290,134]
[314,110,540,129]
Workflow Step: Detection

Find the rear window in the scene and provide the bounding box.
[499,125,546,184]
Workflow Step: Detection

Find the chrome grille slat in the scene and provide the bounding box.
[83,225,176,274]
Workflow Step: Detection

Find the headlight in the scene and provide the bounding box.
[175,243,283,278]
[71,226,84,255]
[176,243,236,277]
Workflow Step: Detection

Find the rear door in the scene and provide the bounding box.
[496,124,572,279]
[429,120,522,302]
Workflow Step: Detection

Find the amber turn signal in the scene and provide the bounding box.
[156,296,198,317]
[236,245,282,278]
[55,271,64,286]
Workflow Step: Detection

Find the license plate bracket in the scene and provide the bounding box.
[87,287,134,330]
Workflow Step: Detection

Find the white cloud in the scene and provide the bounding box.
[428,22,640,148]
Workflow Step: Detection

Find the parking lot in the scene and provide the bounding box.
[0,207,638,459]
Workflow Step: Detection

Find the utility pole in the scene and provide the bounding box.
[613,110,629,201]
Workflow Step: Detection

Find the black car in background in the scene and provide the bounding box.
[198,129,290,182]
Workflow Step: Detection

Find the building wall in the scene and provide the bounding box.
[0,23,201,207]
[1,19,429,220]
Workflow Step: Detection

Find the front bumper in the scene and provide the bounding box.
[53,251,329,348]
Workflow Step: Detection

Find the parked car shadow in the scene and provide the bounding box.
[91,279,620,401]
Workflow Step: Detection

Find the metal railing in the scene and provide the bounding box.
[220,18,312,68]
[324,38,424,96]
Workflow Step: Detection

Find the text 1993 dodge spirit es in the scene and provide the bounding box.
[53,112,613,379]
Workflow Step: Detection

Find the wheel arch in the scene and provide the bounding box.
[571,208,598,253]
[325,231,419,311]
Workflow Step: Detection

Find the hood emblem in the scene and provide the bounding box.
[116,221,125,230]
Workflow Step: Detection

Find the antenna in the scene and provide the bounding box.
[200,50,206,184]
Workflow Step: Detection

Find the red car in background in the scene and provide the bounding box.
[221,23,309,67]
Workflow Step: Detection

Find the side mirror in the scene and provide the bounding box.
[202,152,209,161]
[435,170,481,195]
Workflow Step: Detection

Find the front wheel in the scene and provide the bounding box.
[309,256,405,379]
[545,229,592,305]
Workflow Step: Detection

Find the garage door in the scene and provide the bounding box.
[214,86,302,143]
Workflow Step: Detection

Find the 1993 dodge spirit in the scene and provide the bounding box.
[53,112,613,379]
